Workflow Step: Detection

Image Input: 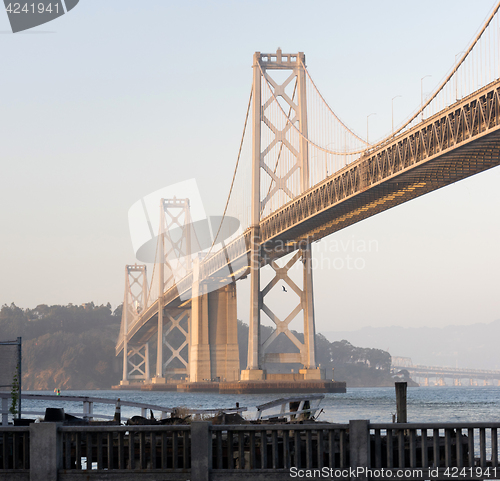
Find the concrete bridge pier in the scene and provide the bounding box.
[189,260,240,382]
[189,295,211,382]
[188,258,210,382]
[208,282,240,382]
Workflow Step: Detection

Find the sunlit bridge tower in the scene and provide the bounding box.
[151,198,240,384]
[241,50,323,381]
[153,198,193,383]
[119,264,149,385]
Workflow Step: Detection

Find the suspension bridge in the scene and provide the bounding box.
[116,4,500,390]
[392,357,500,386]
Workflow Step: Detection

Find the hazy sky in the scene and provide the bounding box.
[1,1,499,334]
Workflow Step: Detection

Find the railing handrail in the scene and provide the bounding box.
[58,424,191,432]
[20,410,115,420]
[0,392,174,413]
[211,422,349,431]
[370,421,500,429]
[0,426,30,432]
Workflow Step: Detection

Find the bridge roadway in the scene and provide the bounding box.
[117,78,500,355]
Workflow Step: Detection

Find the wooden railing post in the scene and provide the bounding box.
[395,382,407,423]
[349,420,370,481]
[29,422,62,481]
[191,421,211,481]
[82,400,94,421]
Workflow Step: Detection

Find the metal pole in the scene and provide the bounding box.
[392,96,401,134]
[455,52,465,100]
[366,113,376,144]
[17,337,21,419]
[420,75,431,120]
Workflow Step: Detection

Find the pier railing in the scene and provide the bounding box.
[2,421,500,480]
[0,426,29,472]
[0,393,174,425]
[211,423,349,471]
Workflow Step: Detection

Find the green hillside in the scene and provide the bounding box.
[0,303,121,390]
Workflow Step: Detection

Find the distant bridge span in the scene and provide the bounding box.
[392,357,500,385]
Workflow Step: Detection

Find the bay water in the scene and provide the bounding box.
[20,386,500,424]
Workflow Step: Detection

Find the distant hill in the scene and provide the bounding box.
[0,303,121,390]
[323,320,500,370]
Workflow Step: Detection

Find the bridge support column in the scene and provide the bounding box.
[122,343,150,383]
[241,51,266,381]
[189,258,211,382]
[161,308,190,380]
[153,201,166,383]
[120,307,130,386]
[152,303,165,384]
[255,246,324,378]
[118,264,148,386]
[241,225,265,381]
[208,282,240,381]
[189,294,210,382]
[189,279,240,382]
[299,243,324,380]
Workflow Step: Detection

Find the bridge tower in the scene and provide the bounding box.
[242,49,323,381]
[153,198,192,383]
[152,198,240,383]
[120,264,150,385]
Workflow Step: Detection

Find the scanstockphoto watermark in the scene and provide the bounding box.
[3,0,80,33]
[259,237,378,257]
[290,466,500,478]
[311,238,379,271]
[289,466,430,478]
[258,236,379,272]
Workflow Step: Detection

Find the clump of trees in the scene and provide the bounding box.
[0,303,122,390]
